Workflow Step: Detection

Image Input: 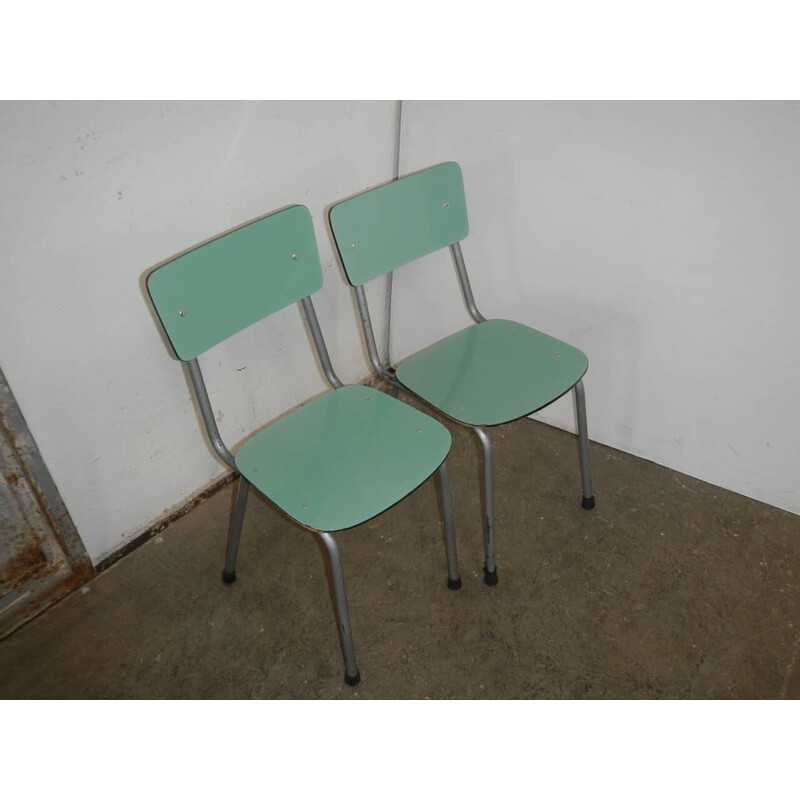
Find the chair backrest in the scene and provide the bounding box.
[329,161,469,286]
[147,205,323,361]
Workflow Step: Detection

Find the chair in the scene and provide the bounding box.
[328,162,595,587]
[146,205,461,686]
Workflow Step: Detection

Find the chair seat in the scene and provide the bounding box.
[234,385,451,532]
[395,319,588,427]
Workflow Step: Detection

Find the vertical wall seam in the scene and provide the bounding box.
[380,100,403,366]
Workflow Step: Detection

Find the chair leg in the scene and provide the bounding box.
[316,532,360,686]
[473,427,498,586]
[222,475,250,584]
[574,380,595,510]
[436,460,462,590]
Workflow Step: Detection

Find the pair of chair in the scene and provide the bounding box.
[146,162,594,686]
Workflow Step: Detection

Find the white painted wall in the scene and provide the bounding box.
[3,100,797,567]
[0,101,396,563]
[394,101,800,516]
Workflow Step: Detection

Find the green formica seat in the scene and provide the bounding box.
[146,205,461,687]
[235,384,450,532]
[396,319,587,427]
[328,162,596,586]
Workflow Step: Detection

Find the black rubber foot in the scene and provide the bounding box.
[447,576,462,591]
[221,569,236,584]
[344,671,361,687]
[483,566,498,586]
[581,495,596,510]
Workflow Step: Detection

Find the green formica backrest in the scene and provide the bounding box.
[329,162,469,286]
[147,206,323,361]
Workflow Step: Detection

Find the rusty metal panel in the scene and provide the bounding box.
[0,367,93,639]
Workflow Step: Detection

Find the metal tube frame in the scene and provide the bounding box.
[350,243,499,584]
[185,287,477,682]
[316,532,360,684]
[345,239,598,596]
[574,379,595,508]
[450,244,593,510]
[300,296,343,390]
[436,461,461,589]
[222,475,250,583]
[353,284,404,389]
[473,427,498,584]
[449,242,487,324]
[187,295,344,470]
[351,240,486,389]
[352,239,487,387]
[186,357,236,470]
[183,297,415,686]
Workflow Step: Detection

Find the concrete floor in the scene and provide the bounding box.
[1,408,799,699]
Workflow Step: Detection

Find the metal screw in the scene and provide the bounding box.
[291,253,299,260]
[457,405,464,411]
[415,427,422,433]
[443,202,449,208]
[352,242,358,249]
[302,503,308,509]
[178,310,186,317]
[555,351,561,357]
[365,397,371,402]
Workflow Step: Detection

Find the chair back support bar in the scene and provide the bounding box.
[147,206,323,361]
[186,358,236,469]
[329,162,469,286]
[450,242,486,324]
[353,284,393,379]
[300,296,343,389]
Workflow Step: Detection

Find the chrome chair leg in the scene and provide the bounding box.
[222,475,250,584]
[574,380,595,510]
[436,460,462,590]
[473,427,498,585]
[316,532,360,686]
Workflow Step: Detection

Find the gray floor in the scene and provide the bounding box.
[1,408,799,699]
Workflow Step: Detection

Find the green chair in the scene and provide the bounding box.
[146,205,461,686]
[328,162,595,586]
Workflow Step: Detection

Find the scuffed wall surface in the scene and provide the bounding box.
[395,101,800,516]
[0,101,396,562]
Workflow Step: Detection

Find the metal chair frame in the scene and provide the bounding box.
[347,237,594,586]
[148,212,461,686]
